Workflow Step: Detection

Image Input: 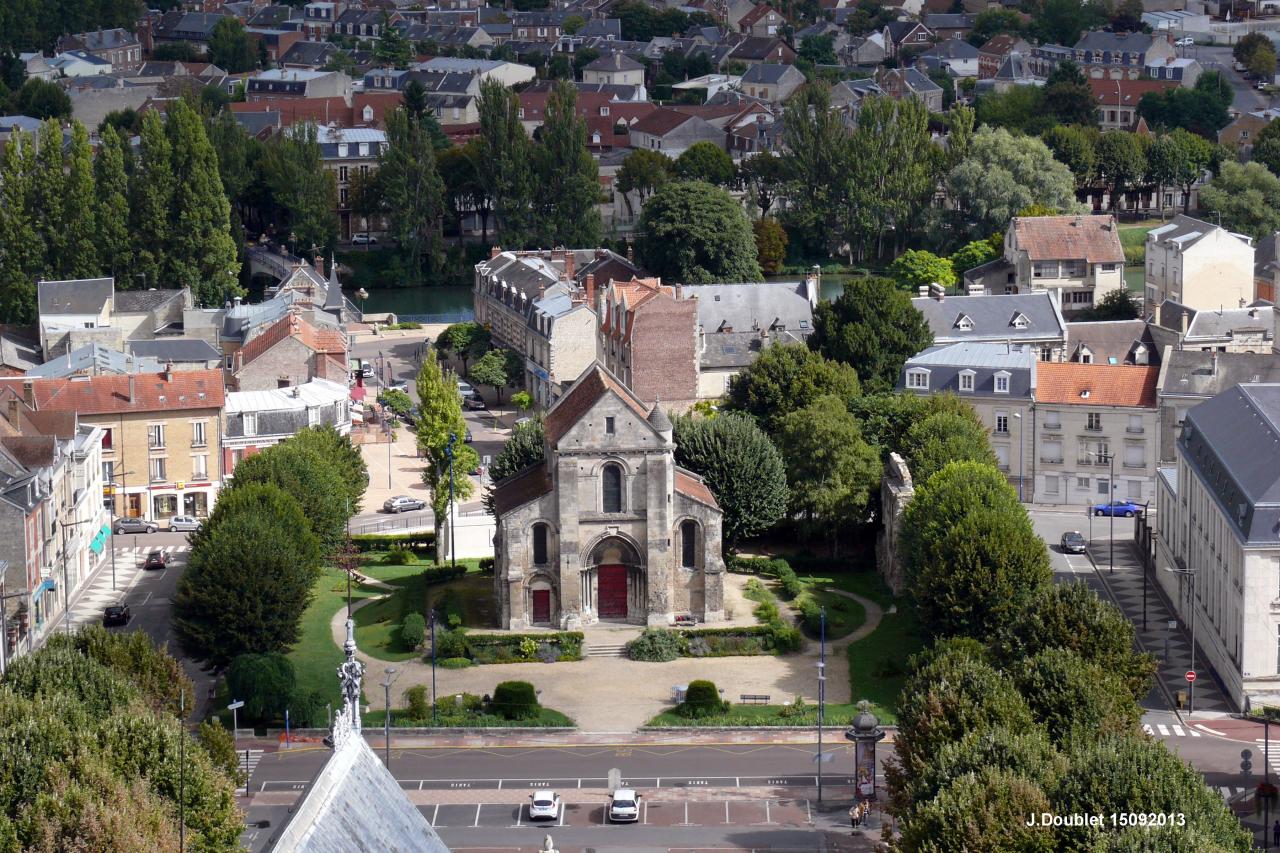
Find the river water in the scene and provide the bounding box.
[361,275,859,319]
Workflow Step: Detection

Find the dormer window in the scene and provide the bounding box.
[994,371,1011,393]
[906,368,929,389]
[338,143,348,157]
[953,313,974,331]
[362,105,374,122]
[958,370,975,392]
[1010,312,1029,329]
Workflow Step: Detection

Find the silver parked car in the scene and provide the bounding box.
[114,517,158,534]
[168,515,202,532]
[383,495,426,513]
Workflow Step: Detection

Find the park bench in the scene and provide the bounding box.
[739,694,771,705]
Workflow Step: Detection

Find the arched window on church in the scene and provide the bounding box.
[681,520,697,568]
[602,463,622,513]
[532,523,548,565]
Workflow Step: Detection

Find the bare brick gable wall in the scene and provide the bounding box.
[630,297,698,407]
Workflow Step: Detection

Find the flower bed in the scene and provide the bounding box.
[434,631,584,665]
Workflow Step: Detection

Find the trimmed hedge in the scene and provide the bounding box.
[491,680,539,720]
[401,612,426,648]
[434,631,584,665]
[421,565,467,585]
[352,531,437,554]
[626,624,800,659]
[680,679,728,717]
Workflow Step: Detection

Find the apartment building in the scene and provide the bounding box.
[312,125,388,241]
[911,291,1068,362]
[598,277,698,407]
[526,282,598,409]
[1004,215,1126,312]
[0,369,226,523]
[1144,216,1255,312]
[223,378,350,477]
[900,342,1037,495]
[1154,301,1277,354]
[1152,383,1280,708]
[1033,362,1159,506]
[1156,349,1280,464]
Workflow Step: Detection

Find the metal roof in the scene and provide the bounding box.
[225,378,348,413]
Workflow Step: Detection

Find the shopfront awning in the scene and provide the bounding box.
[88,522,111,555]
[31,578,56,605]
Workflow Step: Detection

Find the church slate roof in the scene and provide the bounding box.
[543,363,651,446]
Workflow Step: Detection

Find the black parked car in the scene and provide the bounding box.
[103,602,131,626]
[142,550,168,570]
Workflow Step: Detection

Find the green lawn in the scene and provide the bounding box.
[646,702,863,728]
[288,567,383,708]
[1117,220,1162,252]
[844,602,922,725]
[425,568,495,628]
[353,559,488,662]
[364,706,574,728]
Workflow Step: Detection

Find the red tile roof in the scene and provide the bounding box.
[675,468,719,508]
[1036,362,1158,408]
[600,278,670,343]
[629,108,696,137]
[238,312,346,367]
[544,364,651,446]
[1088,78,1175,107]
[490,462,553,516]
[231,96,352,128]
[0,369,225,415]
[1012,215,1126,264]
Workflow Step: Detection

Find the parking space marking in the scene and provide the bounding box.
[473,804,480,827]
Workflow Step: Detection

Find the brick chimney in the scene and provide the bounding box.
[490,245,502,259]
[585,273,595,305]
[162,361,174,381]
[21,380,35,409]
[315,254,325,276]
[564,251,575,282]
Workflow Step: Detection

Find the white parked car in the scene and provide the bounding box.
[168,516,202,532]
[351,233,378,245]
[528,790,562,821]
[457,380,475,398]
[607,788,640,823]
[1175,36,1194,46]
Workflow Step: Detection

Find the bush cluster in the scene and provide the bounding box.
[626,628,684,661]
[383,547,418,565]
[429,631,584,665]
[350,531,437,555]
[727,556,802,598]
[490,680,540,720]
[625,623,800,659]
[400,612,426,648]
[678,679,729,718]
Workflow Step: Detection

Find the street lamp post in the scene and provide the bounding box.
[382,667,399,767]
[429,609,438,725]
[446,433,457,570]
[817,607,827,803]
[57,518,96,636]
[1089,449,1116,573]
[1013,412,1025,502]
[1165,562,1198,714]
[356,288,369,321]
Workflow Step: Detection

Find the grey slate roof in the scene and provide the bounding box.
[684,281,814,337]
[700,331,766,368]
[1180,383,1280,544]
[1159,350,1280,400]
[913,292,1067,344]
[25,344,161,378]
[1187,305,1276,342]
[1146,214,1252,253]
[1064,320,1160,366]
[584,51,644,72]
[1074,30,1155,53]
[128,339,223,363]
[740,63,799,85]
[920,37,979,60]
[901,341,1037,398]
[114,288,185,314]
[37,278,113,315]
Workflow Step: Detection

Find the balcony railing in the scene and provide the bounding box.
[1040,456,1064,464]
[1123,461,1145,469]
[1084,424,1103,432]
[1126,426,1144,434]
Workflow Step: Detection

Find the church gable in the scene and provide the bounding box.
[544,364,656,450]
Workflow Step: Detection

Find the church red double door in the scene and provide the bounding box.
[597,565,628,619]
[531,590,551,624]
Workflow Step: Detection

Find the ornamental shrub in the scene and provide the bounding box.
[681,679,727,717]
[626,628,685,661]
[405,685,430,720]
[435,628,468,659]
[383,547,417,565]
[439,657,472,668]
[401,612,426,648]
[490,680,539,720]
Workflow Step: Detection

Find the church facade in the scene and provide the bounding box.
[491,364,725,629]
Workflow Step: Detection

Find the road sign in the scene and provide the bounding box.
[227,700,245,711]
[1186,671,1197,683]
[1245,749,1255,759]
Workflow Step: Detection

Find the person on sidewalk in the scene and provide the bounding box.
[1272,818,1279,847]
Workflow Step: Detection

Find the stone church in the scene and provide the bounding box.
[491,363,725,629]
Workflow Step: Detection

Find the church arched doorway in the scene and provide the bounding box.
[584,535,644,623]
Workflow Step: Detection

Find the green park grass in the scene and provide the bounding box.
[844,601,922,726]
[353,558,487,662]
[287,567,382,708]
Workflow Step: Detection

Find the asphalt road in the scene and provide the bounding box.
[1194,45,1271,112]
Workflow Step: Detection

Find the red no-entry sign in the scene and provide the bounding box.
[1186,671,1197,683]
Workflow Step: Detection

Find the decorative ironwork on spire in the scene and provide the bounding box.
[333,618,364,746]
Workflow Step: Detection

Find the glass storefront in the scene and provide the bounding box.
[183,492,208,518]
[152,494,178,519]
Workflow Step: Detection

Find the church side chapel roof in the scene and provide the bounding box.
[675,468,718,507]
[490,461,554,516]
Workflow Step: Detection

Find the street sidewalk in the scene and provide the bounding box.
[1084,536,1235,719]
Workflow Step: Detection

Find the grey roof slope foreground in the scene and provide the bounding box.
[270,620,448,853]
[1180,383,1280,545]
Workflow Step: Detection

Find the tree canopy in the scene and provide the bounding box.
[726,341,862,434]
[637,181,762,283]
[808,277,934,393]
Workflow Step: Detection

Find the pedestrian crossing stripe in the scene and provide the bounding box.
[236,749,264,794]
[1143,723,1201,737]
[1253,740,1280,767]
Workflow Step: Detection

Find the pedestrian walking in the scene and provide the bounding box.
[1272,818,1279,847]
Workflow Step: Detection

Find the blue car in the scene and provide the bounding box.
[1092,500,1143,518]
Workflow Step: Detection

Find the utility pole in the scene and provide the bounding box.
[382,667,399,767]
[1165,563,1198,714]
[429,609,438,725]
[179,690,186,853]
[446,433,457,570]
[817,607,826,804]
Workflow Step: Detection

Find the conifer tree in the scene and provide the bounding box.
[30,119,65,276]
[60,121,99,279]
[0,133,41,322]
[94,125,132,279]
[534,80,600,247]
[164,100,241,306]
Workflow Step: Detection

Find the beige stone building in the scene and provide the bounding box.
[490,365,724,628]
[1005,215,1126,313]
[0,369,225,522]
[1144,216,1255,313]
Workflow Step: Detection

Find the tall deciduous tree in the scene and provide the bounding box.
[774,395,880,554]
[478,78,534,247]
[533,80,601,247]
[469,348,512,403]
[726,341,861,434]
[637,181,762,283]
[164,100,241,306]
[415,355,477,553]
[1199,161,1280,240]
[260,123,338,255]
[31,119,66,275]
[1094,130,1146,211]
[1012,647,1142,746]
[94,124,132,279]
[380,107,446,283]
[672,412,788,549]
[128,110,174,290]
[616,148,671,218]
[483,416,546,513]
[0,132,41,322]
[888,249,956,292]
[286,425,369,509]
[59,121,99,279]
[781,83,847,253]
[809,276,933,393]
[900,461,1052,640]
[673,140,736,186]
[948,126,1083,238]
[1146,128,1213,215]
[901,410,998,483]
[209,16,257,73]
[738,150,785,218]
[1042,123,1098,189]
[229,441,351,551]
